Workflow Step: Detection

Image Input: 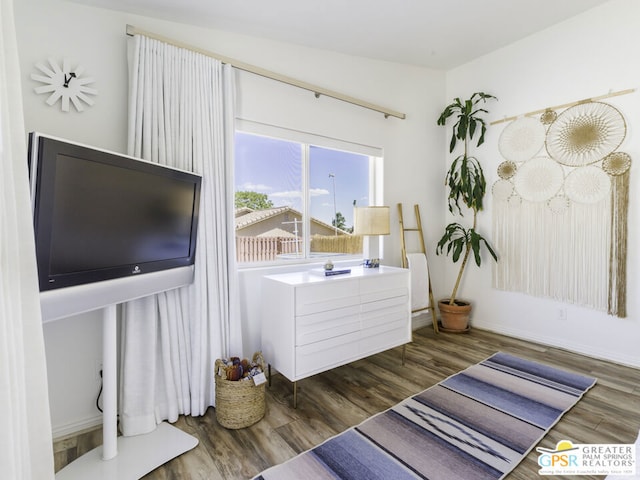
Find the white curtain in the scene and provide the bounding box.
[120,34,242,436]
[0,0,55,478]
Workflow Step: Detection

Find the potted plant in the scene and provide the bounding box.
[436,92,498,332]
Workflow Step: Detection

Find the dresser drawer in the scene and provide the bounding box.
[295,281,359,316]
[360,273,408,304]
[361,299,410,356]
[360,323,410,357]
[360,294,408,315]
[296,305,360,346]
[362,310,408,334]
[296,331,360,378]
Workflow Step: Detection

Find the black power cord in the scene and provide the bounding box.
[96,369,103,413]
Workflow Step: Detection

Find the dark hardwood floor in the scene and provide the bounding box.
[54,325,640,479]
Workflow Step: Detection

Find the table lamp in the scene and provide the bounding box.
[353,206,390,268]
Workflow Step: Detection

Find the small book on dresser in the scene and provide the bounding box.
[309,267,351,277]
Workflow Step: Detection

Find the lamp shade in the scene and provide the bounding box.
[353,206,390,236]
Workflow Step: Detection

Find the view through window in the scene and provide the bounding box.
[234,130,377,264]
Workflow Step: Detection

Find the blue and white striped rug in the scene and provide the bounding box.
[255,352,596,480]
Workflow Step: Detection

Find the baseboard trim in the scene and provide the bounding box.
[53,415,103,441]
[475,323,640,369]
[411,310,432,330]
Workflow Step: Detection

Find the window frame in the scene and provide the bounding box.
[234,119,384,268]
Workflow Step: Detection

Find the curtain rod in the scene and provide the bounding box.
[490,88,635,125]
[126,25,406,120]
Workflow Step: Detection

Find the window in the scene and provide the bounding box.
[234,124,382,265]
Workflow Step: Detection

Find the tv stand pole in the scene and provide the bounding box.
[55,304,198,479]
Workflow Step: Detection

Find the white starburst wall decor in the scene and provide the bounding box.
[31,58,97,112]
[492,101,630,317]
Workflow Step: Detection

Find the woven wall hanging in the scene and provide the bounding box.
[492,101,630,317]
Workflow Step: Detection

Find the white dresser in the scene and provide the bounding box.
[261,266,411,406]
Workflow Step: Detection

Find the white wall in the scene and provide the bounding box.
[445,0,640,368]
[14,0,445,436]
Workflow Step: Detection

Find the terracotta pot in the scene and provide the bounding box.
[438,299,471,332]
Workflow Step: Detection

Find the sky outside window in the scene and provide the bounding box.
[235,132,370,229]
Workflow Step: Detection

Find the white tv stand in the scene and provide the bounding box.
[54,302,198,479]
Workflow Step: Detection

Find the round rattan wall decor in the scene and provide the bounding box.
[513,156,565,202]
[492,179,514,201]
[497,161,517,180]
[564,165,611,204]
[540,109,558,125]
[547,195,570,214]
[545,102,626,167]
[499,116,546,162]
[602,151,631,176]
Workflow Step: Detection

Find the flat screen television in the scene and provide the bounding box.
[28,132,202,321]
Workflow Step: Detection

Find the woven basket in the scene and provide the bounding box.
[214,351,266,429]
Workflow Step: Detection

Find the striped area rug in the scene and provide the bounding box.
[255,352,596,480]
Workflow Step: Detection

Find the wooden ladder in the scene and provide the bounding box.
[398,203,439,333]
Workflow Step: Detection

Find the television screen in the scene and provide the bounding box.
[28,133,202,293]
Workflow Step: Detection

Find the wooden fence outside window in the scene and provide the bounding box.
[236,235,363,263]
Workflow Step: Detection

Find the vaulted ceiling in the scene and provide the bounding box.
[71,0,610,69]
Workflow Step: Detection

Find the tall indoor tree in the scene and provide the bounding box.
[436,92,498,331]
